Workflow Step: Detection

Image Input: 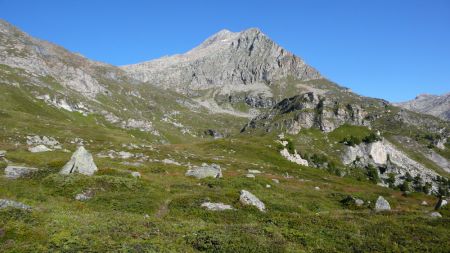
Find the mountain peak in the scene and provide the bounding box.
[121,28,321,90]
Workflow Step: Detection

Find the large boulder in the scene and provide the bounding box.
[239,190,266,212]
[435,198,448,210]
[4,165,38,179]
[60,146,98,176]
[0,199,31,210]
[375,196,391,211]
[185,163,222,179]
[201,202,234,211]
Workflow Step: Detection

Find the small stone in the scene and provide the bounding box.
[272,178,280,184]
[4,166,38,179]
[0,150,6,158]
[429,212,442,218]
[239,190,266,212]
[266,184,271,188]
[355,199,364,206]
[75,189,94,201]
[131,171,141,178]
[0,199,31,210]
[246,174,255,178]
[248,169,261,174]
[201,202,234,211]
[314,186,320,190]
[375,196,391,211]
[421,201,428,206]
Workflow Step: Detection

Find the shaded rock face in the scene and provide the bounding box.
[375,196,391,211]
[201,202,234,211]
[185,163,222,179]
[121,28,321,92]
[396,93,450,121]
[342,140,441,193]
[4,166,38,179]
[239,190,266,212]
[0,199,31,210]
[242,92,368,133]
[60,146,98,176]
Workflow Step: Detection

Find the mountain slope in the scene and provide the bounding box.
[396,93,450,121]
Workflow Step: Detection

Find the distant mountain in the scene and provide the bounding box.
[396,93,450,121]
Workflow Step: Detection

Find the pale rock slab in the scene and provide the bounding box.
[201,202,234,211]
[4,165,38,179]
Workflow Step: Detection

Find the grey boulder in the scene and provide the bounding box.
[60,146,98,176]
[239,190,266,212]
[4,165,38,179]
[375,196,391,211]
[185,163,222,179]
[0,199,31,210]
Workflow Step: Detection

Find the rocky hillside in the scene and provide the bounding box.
[396,93,450,121]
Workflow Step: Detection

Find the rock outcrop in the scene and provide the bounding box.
[243,92,369,133]
[60,146,98,176]
[375,196,391,211]
[185,163,222,179]
[342,140,442,192]
[239,190,266,212]
[4,165,38,179]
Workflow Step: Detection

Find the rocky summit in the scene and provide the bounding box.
[0,18,449,252]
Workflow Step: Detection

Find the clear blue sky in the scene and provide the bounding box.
[1,0,449,102]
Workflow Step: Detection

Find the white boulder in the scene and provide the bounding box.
[60,146,98,176]
[186,163,222,179]
[201,202,234,211]
[375,196,391,211]
[239,190,266,212]
[28,144,52,153]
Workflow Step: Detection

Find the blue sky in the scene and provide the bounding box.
[1,0,449,102]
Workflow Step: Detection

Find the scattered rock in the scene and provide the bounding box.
[341,196,364,208]
[239,190,266,212]
[0,199,31,210]
[375,196,391,211]
[272,178,280,184]
[248,169,261,174]
[75,189,94,201]
[266,184,271,188]
[131,171,141,178]
[0,150,6,158]
[435,198,448,210]
[429,212,442,218]
[4,165,38,179]
[421,201,428,206]
[185,163,222,179]
[246,174,255,178]
[355,199,364,206]
[314,186,320,190]
[60,146,98,176]
[163,159,181,166]
[201,202,234,211]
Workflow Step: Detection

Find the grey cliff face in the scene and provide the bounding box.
[242,92,369,133]
[396,93,450,121]
[121,28,322,92]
